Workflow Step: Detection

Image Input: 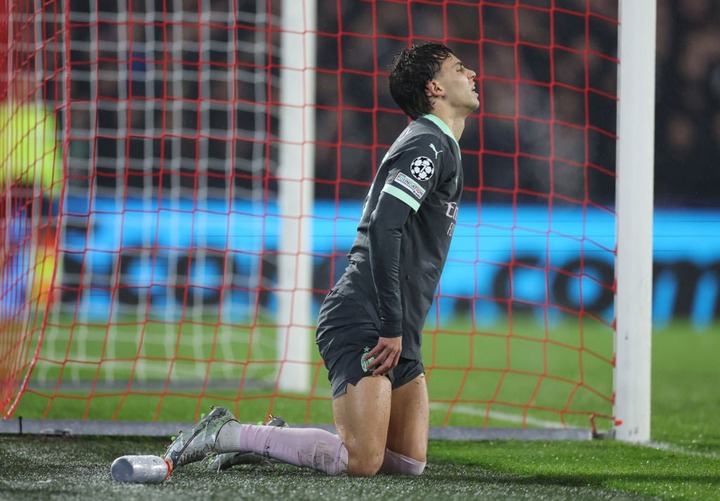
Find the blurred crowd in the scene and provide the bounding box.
[655,0,720,205]
[5,0,719,207]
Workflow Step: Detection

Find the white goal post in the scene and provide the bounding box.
[276,0,317,392]
[613,0,656,443]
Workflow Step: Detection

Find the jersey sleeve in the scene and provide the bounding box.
[367,194,411,338]
[381,134,446,212]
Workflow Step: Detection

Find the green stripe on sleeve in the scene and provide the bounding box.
[382,184,421,212]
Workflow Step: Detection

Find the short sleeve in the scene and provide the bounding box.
[381,135,446,212]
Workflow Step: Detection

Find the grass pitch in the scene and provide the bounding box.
[1,436,718,500]
[2,322,719,500]
[12,314,615,430]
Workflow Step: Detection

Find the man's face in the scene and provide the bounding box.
[432,54,480,115]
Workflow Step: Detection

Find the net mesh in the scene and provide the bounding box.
[1,0,618,430]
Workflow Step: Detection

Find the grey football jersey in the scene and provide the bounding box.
[330,114,463,361]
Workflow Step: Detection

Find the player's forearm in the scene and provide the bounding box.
[369,222,403,337]
[368,195,410,338]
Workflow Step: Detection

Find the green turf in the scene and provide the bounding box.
[650,323,720,454]
[2,322,719,500]
[1,436,717,500]
[10,314,615,429]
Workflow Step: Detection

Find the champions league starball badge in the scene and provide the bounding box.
[409,156,434,181]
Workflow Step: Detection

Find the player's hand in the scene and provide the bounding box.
[364,336,402,376]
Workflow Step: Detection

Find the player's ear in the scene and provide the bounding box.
[426,79,444,98]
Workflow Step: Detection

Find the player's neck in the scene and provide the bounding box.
[429,109,466,141]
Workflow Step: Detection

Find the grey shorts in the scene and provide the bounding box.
[316,290,424,399]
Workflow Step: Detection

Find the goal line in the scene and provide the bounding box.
[0,417,593,441]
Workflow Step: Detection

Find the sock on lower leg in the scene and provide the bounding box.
[379,448,426,476]
[216,422,348,475]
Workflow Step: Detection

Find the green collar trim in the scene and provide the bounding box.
[421,114,459,149]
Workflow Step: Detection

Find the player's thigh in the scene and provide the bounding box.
[386,373,429,462]
[333,375,392,475]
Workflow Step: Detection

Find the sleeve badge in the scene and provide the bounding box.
[409,156,434,181]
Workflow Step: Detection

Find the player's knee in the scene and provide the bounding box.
[348,460,382,477]
[347,450,384,477]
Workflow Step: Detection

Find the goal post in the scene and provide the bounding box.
[0,0,654,442]
[276,0,317,393]
[613,0,656,443]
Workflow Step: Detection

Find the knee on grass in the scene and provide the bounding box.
[348,448,427,477]
[380,448,426,476]
[347,450,385,477]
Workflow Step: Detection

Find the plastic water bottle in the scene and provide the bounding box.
[111,455,171,483]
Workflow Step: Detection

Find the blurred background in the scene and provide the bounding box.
[1,0,718,329]
[655,0,720,206]
[1,0,717,427]
[8,0,718,205]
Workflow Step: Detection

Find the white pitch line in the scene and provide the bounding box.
[644,441,719,459]
[432,403,719,458]
[430,403,572,429]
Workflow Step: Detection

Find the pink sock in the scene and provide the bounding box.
[379,448,426,476]
[217,423,348,475]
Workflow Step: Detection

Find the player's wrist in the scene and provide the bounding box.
[379,323,403,338]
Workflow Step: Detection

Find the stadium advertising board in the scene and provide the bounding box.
[10,197,720,329]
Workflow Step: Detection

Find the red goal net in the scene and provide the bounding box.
[1,0,619,433]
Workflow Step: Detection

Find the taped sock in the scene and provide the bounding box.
[217,422,348,475]
[379,448,426,476]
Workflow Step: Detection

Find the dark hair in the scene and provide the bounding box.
[388,42,455,119]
